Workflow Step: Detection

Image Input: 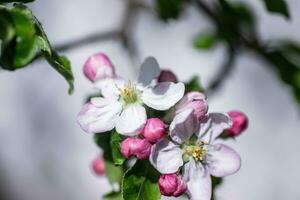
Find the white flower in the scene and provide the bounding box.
[150,109,241,200]
[77,57,185,136]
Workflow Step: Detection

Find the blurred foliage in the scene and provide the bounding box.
[103,191,122,200]
[155,0,183,20]
[157,0,300,106]
[185,76,204,93]
[211,177,223,200]
[0,0,34,2]
[262,0,290,19]
[94,132,124,185]
[0,2,74,94]
[194,33,218,50]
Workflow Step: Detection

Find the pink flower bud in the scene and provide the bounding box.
[158,174,187,197]
[158,70,178,83]
[227,110,248,137]
[91,155,105,176]
[83,52,115,82]
[176,92,208,120]
[142,118,165,143]
[121,138,152,160]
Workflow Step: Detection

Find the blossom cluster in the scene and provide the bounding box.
[78,53,248,200]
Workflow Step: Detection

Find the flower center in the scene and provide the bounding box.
[118,81,140,104]
[183,141,208,162]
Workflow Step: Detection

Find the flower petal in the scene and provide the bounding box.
[183,159,212,200]
[94,77,126,98]
[197,113,232,143]
[115,104,147,136]
[137,57,160,87]
[142,82,185,110]
[170,109,199,144]
[206,143,241,177]
[150,139,184,174]
[77,98,122,133]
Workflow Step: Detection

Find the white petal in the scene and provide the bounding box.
[115,104,147,136]
[77,98,122,133]
[150,139,184,174]
[183,160,211,200]
[137,57,160,87]
[94,77,126,98]
[142,82,185,110]
[206,143,241,177]
[197,113,232,143]
[170,109,199,144]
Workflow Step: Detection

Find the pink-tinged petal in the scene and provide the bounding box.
[77,98,122,133]
[83,52,115,82]
[158,174,178,196]
[227,110,248,137]
[137,57,160,87]
[142,82,185,110]
[183,159,212,200]
[206,143,241,177]
[150,139,184,174]
[115,104,147,136]
[121,138,152,160]
[198,113,232,143]
[142,118,166,143]
[91,155,105,176]
[158,174,187,197]
[170,109,199,144]
[176,92,208,121]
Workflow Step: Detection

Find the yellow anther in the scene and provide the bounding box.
[118,81,139,104]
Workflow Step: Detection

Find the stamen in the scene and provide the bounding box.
[183,141,208,161]
[118,81,139,104]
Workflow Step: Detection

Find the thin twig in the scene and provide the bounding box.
[33,30,122,61]
[207,45,236,95]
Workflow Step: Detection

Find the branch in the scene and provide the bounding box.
[207,45,236,95]
[33,0,151,64]
[33,30,121,61]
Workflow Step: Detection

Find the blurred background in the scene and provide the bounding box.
[1,0,300,199]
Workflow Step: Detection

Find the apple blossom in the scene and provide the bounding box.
[150,109,241,200]
[158,174,187,197]
[120,137,152,160]
[77,57,185,136]
[83,52,115,82]
[227,110,248,137]
[142,118,166,143]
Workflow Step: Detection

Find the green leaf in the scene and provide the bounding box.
[194,33,218,50]
[105,160,124,185]
[262,0,290,19]
[185,76,204,93]
[0,8,15,42]
[103,191,123,200]
[0,4,74,94]
[31,8,74,94]
[122,160,161,200]
[0,5,38,69]
[111,131,125,166]
[216,0,256,43]
[156,0,183,21]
